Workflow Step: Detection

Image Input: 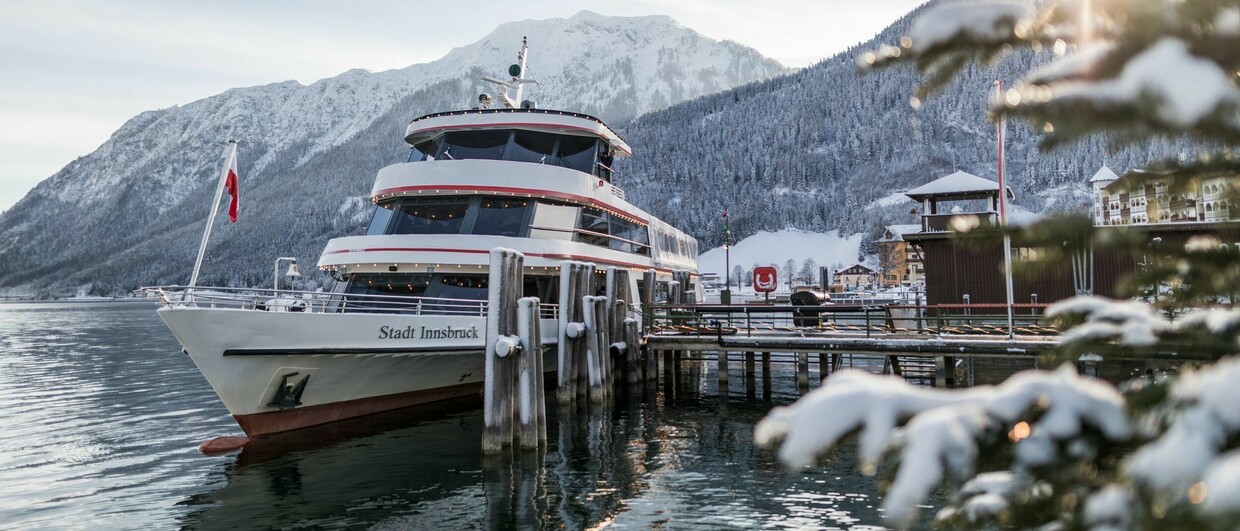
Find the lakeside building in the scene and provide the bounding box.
[903,168,1240,307]
[835,263,877,290]
[1091,166,1238,226]
[876,224,924,287]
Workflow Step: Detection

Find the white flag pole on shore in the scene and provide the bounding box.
[995,81,1015,338]
[188,140,239,292]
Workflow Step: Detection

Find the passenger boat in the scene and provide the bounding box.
[153,40,701,436]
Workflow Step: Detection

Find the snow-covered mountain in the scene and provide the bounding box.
[617,2,1192,252]
[0,11,786,297]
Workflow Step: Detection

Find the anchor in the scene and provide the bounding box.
[267,371,309,409]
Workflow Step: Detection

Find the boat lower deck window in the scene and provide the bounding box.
[343,273,488,314]
[472,198,531,237]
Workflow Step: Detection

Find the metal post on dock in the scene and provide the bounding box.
[483,248,523,453]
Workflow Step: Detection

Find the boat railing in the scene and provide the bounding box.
[136,286,489,317]
[137,285,564,319]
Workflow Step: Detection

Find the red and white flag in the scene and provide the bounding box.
[224,153,239,223]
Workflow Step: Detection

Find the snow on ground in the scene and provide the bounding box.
[865,191,913,210]
[696,229,862,281]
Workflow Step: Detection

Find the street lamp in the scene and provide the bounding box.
[274,257,300,292]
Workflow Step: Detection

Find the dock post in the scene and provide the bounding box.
[624,317,641,384]
[717,351,729,385]
[744,351,756,398]
[796,353,809,390]
[483,248,523,453]
[557,262,586,403]
[583,295,610,402]
[761,352,771,374]
[645,343,658,382]
[575,264,596,397]
[819,353,829,382]
[516,297,546,448]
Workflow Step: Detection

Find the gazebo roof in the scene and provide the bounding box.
[905,170,1015,201]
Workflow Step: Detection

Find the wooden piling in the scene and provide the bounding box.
[516,297,546,448]
[624,317,641,384]
[483,248,523,453]
[819,353,829,382]
[557,262,589,403]
[717,351,729,385]
[575,264,595,395]
[796,353,809,390]
[583,295,610,402]
[761,352,772,374]
[745,352,755,375]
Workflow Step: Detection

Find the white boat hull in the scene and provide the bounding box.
[158,306,556,436]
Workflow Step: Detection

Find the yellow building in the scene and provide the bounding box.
[876,224,924,287]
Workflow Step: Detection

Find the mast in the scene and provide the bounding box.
[481,37,538,109]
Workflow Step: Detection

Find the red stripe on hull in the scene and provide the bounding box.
[235,382,482,437]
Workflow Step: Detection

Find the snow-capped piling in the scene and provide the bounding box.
[624,318,641,384]
[557,261,592,403]
[673,270,691,303]
[483,248,523,453]
[583,295,610,402]
[516,297,546,448]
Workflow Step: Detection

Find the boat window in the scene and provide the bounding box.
[506,130,558,164]
[552,135,598,173]
[365,203,397,235]
[439,130,510,161]
[523,276,559,302]
[391,197,470,235]
[609,217,648,254]
[530,202,579,241]
[343,273,489,313]
[578,207,610,247]
[408,137,442,162]
[472,198,531,237]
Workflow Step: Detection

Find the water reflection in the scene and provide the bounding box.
[1,303,924,529]
[177,369,902,530]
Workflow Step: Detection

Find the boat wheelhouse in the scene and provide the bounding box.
[151,40,701,437]
[318,107,699,309]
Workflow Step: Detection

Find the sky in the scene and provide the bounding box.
[0,0,925,213]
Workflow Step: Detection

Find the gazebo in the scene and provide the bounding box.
[904,171,1015,233]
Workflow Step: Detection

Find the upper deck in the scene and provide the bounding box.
[406,108,631,155]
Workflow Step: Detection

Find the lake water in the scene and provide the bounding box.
[0,302,939,529]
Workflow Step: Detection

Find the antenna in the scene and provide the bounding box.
[480,37,539,109]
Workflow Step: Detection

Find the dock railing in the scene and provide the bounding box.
[646,302,1056,338]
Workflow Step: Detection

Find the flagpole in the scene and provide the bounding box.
[188,140,238,293]
[995,81,1015,338]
